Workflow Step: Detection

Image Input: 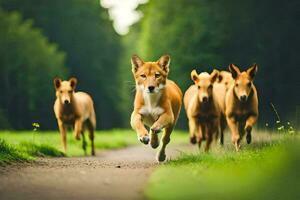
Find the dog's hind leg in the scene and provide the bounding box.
[87,120,95,156]
[156,126,173,162]
[81,131,87,156]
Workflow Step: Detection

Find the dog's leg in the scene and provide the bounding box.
[157,126,173,162]
[150,129,159,149]
[197,123,205,150]
[226,116,240,151]
[220,116,226,145]
[87,121,95,156]
[58,120,67,153]
[188,117,198,144]
[245,114,258,144]
[74,118,83,140]
[204,132,213,152]
[131,112,149,145]
[81,131,87,156]
[150,112,174,134]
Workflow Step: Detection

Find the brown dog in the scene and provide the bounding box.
[130,54,182,162]
[213,71,233,145]
[225,64,259,151]
[184,69,220,151]
[53,77,96,155]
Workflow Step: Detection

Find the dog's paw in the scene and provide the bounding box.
[139,135,150,145]
[156,152,166,162]
[190,135,197,144]
[245,125,252,144]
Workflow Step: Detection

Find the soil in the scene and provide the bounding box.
[0,143,196,200]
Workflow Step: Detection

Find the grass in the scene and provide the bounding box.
[0,129,188,164]
[0,129,141,164]
[146,133,300,200]
[0,139,31,165]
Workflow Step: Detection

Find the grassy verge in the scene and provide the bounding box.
[0,129,142,163]
[0,129,188,164]
[146,134,300,200]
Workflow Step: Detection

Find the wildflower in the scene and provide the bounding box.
[32,122,40,131]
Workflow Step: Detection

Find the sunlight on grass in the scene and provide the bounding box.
[146,135,300,200]
[0,129,142,158]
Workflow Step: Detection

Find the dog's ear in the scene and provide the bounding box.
[210,69,219,83]
[218,73,223,83]
[53,77,62,90]
[131,54,144,73]
[69,77,77,89]
[228,64,241,79]
[157,54,170,73]
[247,63,258,80]
[191,69,199,83]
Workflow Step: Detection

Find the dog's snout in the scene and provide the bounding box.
[64,100,70,104]
[148,86,155,92]
[202,96,208,103]
[240,95,247,102]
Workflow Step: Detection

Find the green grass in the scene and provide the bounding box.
[0,139,31,165]
[146,134,300,200]
[0,129,189,164]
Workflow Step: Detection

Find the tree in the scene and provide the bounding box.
[122,0,300,128]
[0,0,123,128]
[0,10,66,129]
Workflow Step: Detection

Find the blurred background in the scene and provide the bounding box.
[0,0,299,130]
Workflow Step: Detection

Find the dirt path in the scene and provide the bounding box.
[0,143,196,200]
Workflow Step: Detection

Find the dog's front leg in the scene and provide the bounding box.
[188,117,198,144]
[131,112,149,144]
[226,115,240,151]
[150,112,174,134]
[57,120,67,153]
[245,114,258,144]
[74,118,83,140]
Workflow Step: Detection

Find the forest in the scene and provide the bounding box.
[0,0,299,130]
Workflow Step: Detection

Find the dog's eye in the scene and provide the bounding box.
[68,90,73,93]
[60,91,63,93]
[155,73,161,78]
[198,86,201,89]
[235,83,239,87]
[247,83,251,87]
[140,74,146,78]
[208,84,213,89]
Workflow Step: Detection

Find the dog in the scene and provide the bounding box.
[225,64,259,151]
[213,70,234,145]
[184,69,220,151]
[130,54,182,162]
[53,77,96,155]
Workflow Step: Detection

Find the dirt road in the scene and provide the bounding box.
[0,144,196,200]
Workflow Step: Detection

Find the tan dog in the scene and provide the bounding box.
[53,77,96,155]
[184,69,220,151]
[213,71,233,144]
[225,64,258,151]
[130,54,182,162]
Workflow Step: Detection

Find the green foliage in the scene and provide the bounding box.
[146,136,300,200]
[0,129,138,157]
[121,0,300,129]
[0,0,123,129]
[18,141,65,157]
[0,139,30,165]
[0,10,67,129]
